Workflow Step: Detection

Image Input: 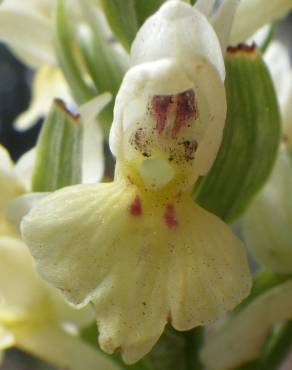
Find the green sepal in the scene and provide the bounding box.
[32,99,82,192]
[100,0,139,51]
[134,0,166,26]
[77,0,127,132]
[193,45,281,223]
[54,0,95,103]
[99,0,169,52]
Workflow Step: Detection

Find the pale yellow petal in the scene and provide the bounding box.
[194,0,216,16]
[15,65,71,131]
[201,279,292,370]
[0,3,54,67]
[0,147,24,235]
[13,148,36,190]
[211,0,239,51]
[0,237,49,322]
[14,325,120,370]
[243,146,292,273]
[22,177,251,363]
[231,0,292,44]
[0,326,14,350]
[79,93,112,183]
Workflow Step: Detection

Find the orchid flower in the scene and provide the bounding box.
[0,236,119,370]
[21,1,252,364]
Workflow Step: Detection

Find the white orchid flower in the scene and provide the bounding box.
[0,236,119,370]
[22,1,251,364]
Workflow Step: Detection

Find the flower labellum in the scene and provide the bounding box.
[22,0,251,364]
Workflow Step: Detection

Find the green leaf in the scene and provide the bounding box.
[77,0,127,132]
[32,99,82,192]
[193,45,281,223]
[134,0,166,26]
[100,0,139,51]
[54,0,95,103]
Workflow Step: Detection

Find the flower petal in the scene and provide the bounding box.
[230,0,292,44]
[0,147,24,235]
[8,193,50,232]
[243,146,292,273]
[200,279,292,370]
[79,93,112,183]
[13,148,36,191]
[194,0,216,17]
[0,326,14,350]
[22,178,251,363]
[264,41,292,142]
[130,0,225,81]
[0,3,54,67]
[211,0,239,51]
[0,237,49,322]
[15,65,71,131]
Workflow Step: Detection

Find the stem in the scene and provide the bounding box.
[15,325,120,370]
[184,327,204,370]
[260,321,292,370]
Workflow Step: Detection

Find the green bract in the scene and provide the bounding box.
[194,45,281,223]
[32,99,82,192]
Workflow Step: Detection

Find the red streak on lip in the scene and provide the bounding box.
[152,95,173,134]
[172,90,197,138]
[164,204,178,229]
[129,196,142,217]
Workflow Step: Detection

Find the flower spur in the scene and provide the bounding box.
[22,0,251,364]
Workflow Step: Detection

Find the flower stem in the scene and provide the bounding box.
[15,325,120,370]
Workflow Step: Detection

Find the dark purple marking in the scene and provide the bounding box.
[164,204,178,229]
[152,95,173,134]
[227,43,256,54]
[172,90,197,138]
[129,196,142,217]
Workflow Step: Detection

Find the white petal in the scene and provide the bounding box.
[231,0,292,44]
[15,65,71,131]
[201,279,292,370]
[211,0,239,51]
[0,4,55,67]
[194,0,216,17]
[0,145,13,173]
[0,237,49,322]
[243,146,292,273]
[0,147,24,233]
[15,325,120,370]
[13,148,36,191]
[264,41,292,141]
[7,193,50,232]
[130,0,225,81]
[79,93,112,183]
[0,326,14,350]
